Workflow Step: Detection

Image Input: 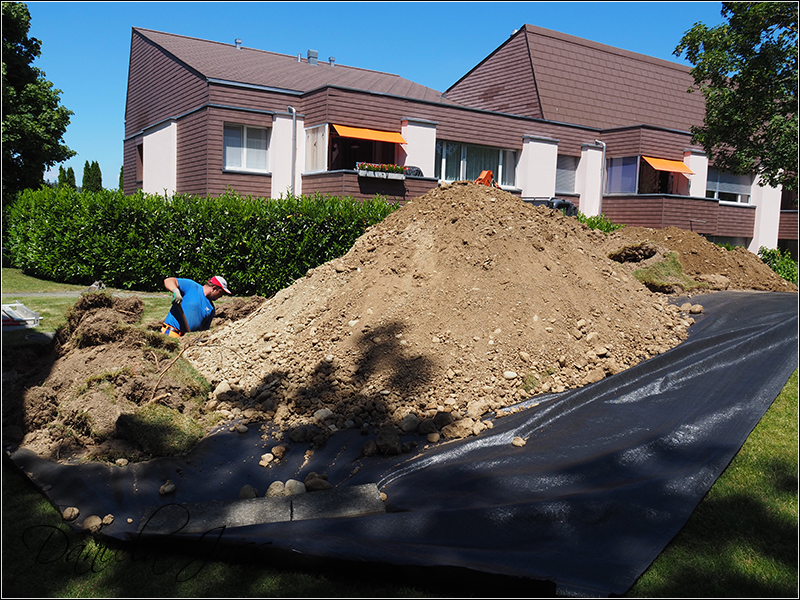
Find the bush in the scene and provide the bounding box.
[758,246,798,285]
[3,188,399,296]
[576,212,625,233]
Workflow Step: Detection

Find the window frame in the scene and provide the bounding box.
[435,140,516,187]
[223,123,270,174]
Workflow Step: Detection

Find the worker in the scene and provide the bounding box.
[160,275,231,337]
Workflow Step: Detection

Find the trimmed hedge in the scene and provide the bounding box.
[3,188,399,296]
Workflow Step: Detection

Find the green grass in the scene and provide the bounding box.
[631,252,709,293]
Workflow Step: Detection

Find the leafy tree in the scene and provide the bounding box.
[2,2,75,205]
[82,160,102,192]
[675,2,798,191]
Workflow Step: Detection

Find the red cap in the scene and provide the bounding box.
[208,275,231,294]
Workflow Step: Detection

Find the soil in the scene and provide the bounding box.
[3,181,795,464]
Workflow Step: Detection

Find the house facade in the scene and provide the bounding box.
[124,25,798,258]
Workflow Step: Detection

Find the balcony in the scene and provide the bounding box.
[301,170,439,204]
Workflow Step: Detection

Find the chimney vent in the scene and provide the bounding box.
[329,56,336,66]
[235,38,242,50]
[307,49,318,66]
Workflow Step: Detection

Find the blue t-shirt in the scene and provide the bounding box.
[164,278,215,333]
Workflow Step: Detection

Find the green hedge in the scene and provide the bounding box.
[3,188,399,296]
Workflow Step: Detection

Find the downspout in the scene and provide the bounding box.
[595,139,606,216]
[288,106,297,196]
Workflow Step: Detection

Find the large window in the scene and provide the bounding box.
[605,156,638,193]
[223,124,269,172]
[435,141,516,187]
[706,167,752,203]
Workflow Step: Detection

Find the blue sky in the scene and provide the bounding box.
[24,1,727,188]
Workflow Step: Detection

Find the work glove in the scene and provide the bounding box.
[171,288,183,305]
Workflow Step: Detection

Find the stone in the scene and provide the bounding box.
[81,515,103,533]
[284,479,306,495]
[398,413,419,433]
[376,426,401,455]
[441,417,475,440]
[259,453,274,467]
[266,481,285,497]
[159,480,176,495]
[102,514,115,526]
[62,506,79,522]
[512,436,527,447]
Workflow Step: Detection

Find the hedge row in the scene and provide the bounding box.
[3,188,399,296]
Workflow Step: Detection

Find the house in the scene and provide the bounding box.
[123,25,798,258]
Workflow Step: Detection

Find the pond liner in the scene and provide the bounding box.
[8,290,798,597]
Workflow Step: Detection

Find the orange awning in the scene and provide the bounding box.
[332,124,406,144]
[642,156,694,175]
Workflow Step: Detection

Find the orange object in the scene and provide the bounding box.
[642,156,694,175]
[332,124,406,144]
[474,170,499,187]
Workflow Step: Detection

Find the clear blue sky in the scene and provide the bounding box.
[24,1,727,188]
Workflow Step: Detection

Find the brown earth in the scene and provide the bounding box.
[3,182,795,463]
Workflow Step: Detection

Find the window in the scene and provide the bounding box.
[223,124,269,172]
[706,168,752,203]
[305,124,328,173]
[435,141,516,186]
[556,155,578,194]
[605,156,638,193]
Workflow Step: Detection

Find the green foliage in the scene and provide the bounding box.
[3,188,399,296]
[675,2,798,190]
[1,2,75,205]
[576,211,625,233]
[758,246,798,285]
[82,160,102,192]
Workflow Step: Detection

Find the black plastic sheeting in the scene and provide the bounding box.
[8,291,798,597]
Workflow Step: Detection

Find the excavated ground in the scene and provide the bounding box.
[4,182,795,463]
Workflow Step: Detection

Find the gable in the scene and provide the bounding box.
[446,24,706,133]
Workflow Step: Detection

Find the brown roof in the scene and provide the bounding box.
[446,24,706,132]
[133,27,455,105]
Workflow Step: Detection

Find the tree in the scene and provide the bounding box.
[2,2,75,204]
[82,160,102,192]
[675,2,798,191]
[57,164,76,189]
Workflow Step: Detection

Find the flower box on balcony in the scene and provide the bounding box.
[357,169,406,180]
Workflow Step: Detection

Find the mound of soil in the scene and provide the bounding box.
[4,182,794,463]
[2,294,264,462]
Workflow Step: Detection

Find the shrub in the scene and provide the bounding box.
[3,188,399,296]
[758,246,798,285]
[576,212,625,233]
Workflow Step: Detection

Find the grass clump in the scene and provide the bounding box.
[117,403,204,458]
[632,252,708,293]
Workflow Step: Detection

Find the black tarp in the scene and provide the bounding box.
[7,291,798,596]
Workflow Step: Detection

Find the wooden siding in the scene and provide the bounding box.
[123,136,142,194]
[446,30,542,119]
[779,211,798,240]
[204,106,274,198]
[207,83,299,113]
[125,31,208,137]
[717,203,756,238]
[302,172,439,203]
[602,195,758,238]
[600,127,696,159]
[176,108,209,195]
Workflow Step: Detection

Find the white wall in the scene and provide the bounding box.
[142,120,177,195]
[576,143,604,216]
[683,150,708,198]
[518,135,558,198]
[748,176,782,252]
[401,118,437,177]
[271,109,304,198]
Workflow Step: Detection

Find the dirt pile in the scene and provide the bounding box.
[2,293,264,462]
[5,182,794,463]
[183,183,700,448]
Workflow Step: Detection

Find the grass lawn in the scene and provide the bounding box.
[2,268,797,597]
